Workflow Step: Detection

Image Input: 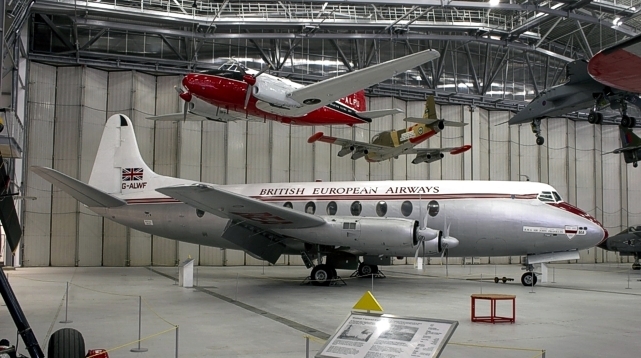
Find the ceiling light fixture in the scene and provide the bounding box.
[489,0,500,6]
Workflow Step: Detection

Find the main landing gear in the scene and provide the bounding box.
[616,100,637,128]
[531,119,545,146]
[633,254,640,271]
[310,264,337,286]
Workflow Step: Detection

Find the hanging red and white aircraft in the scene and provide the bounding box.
[308,96,471,163]
[588,33,641,94]
[33,114,607,286]
[148,49,440,126]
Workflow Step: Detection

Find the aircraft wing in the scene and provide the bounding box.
[405,145,471,156]
[404,117,467,127]
[307,132,390,151]
[285,49,440,116]
[603,145,641,155]
[156,184,326,230]
[588,34,641,93]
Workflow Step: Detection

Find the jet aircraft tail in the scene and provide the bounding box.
[619,125,641,148]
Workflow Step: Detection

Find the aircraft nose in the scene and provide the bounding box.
[550,202,607,247]
[182,74,198,91]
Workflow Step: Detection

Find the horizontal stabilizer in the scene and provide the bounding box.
[157,184,326,229]
[404,117,467,127]
[147,113,207,121]
[358,108,404,119]
[31,166,126,208]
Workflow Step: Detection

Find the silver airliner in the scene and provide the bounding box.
[32,114,607,286]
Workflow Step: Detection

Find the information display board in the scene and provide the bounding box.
[316,312,458,358]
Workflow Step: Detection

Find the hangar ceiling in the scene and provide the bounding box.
[5,0,641,112]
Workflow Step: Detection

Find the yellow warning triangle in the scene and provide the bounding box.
[352,291,383,312]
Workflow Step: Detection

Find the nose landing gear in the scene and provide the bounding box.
[531,119,544,145]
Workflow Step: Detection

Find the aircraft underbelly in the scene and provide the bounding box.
[95,204,237,249]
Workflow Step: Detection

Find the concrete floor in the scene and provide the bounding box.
[1,263,641,357]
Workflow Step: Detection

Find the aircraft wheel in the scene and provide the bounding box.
[588,112,597,124]
[48,328,85,358]
[310,264,335,286]
[629,117,637,128]
[634,162,639,168]
[536,136,545,146]
[358,264,379,277]
[622,115,632,128]
[596,112,604,124]
[632,263,641,270]
[494,277,499,283]
[521,272,537,286]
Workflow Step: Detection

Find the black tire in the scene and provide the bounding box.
[588,112,597,124]
[596,112,604,124]
[622,115,631,128]
[310,264,334,286]
[635,162,639,168]
[48,328,85,358]
[630,117,637,128]
[494,277,499,283]
[358,264,379,277]
[521,272,537,286]
[536,136,545,146]
[632,263,641,270]
[502,277,508,283]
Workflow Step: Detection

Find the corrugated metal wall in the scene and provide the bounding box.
[23,64,637,267]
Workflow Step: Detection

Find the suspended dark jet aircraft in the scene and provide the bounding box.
[509,60,638,145]
[598,225,641,270]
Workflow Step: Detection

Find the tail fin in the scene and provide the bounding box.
[619,125,641,148]
[339,90,367,112]
[88,114,159,195]
[424,96,438,120]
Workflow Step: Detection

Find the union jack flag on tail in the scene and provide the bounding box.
[122,168,144,181]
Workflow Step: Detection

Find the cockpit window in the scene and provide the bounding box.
[537,191,555,202]
[538,191,563,203]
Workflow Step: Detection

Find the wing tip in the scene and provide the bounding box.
[308,132,325,143]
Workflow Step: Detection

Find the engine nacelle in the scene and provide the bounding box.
[351,147,369,160]
[278,217,439,255]
[252,76,301,108]
[411,152,444,164]
[337,146,354,157]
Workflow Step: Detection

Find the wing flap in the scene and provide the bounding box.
[287,49,439,114]
[31,166,126,208]
[156,184,326,229]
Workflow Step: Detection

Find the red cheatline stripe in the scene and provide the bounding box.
[249,193,538,201]
[123,193,538,205]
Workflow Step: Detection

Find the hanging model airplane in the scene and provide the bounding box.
[597,225,641,270]
[147,49,440,126]
[508,60,639,145]
[308,96,471,164]
[603,125,641,168]
[32,114,607,286]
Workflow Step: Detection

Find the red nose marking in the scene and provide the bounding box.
[243,74,256,86]
[179,92,192,102]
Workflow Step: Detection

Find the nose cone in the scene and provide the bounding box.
[182,74,198,92]
[549,202,608,248]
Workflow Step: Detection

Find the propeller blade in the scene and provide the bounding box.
[244,84,252,109]
[183,101,189,122]
[174,86,184,95]
[255,64,271,78]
